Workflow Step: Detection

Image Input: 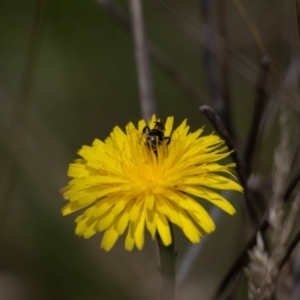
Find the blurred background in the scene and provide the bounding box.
[0,0,299,299]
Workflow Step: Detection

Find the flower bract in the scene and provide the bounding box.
[61,116,243,251]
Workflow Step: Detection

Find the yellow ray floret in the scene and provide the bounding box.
[61,115,243,251]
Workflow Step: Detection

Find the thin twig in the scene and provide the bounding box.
[280,230,300,270]
[213,168,300,299]
[290,134,300,167]
[223,271,243,300]
[199,0,223,119]
[97,0,207,106]
[296,0,300,45]
[0,0,46,237]
[199,105,258,225]
[152,0,274,88]
[217,0,234,137]
[230,0,267,55]
[244,56,270,177]
[129,0,155,120]
[231,0,299,114]
[199,106,242,180]
[255,59,300,157]
[284,168,300,200]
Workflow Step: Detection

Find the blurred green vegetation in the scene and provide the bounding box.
[0,0,298,299]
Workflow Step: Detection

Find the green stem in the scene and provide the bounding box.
[157,224,176,300]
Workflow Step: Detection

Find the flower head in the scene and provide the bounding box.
[61,116,243,251]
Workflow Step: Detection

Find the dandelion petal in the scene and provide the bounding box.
[134,214,146,250]
[101,226,119,251]
[146,209,156,239]
[125,223,135,251]
[178,209,200,243]
[156,212,172,246]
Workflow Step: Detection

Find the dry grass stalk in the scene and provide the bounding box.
[269,108,291,243]
[244,232,276,300]
[245,107,300,300]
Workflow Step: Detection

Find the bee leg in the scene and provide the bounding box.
[164,137,171,145]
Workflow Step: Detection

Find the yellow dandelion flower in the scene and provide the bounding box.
[61,115,243,251]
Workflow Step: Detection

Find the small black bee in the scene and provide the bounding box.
[142,121,171,153]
